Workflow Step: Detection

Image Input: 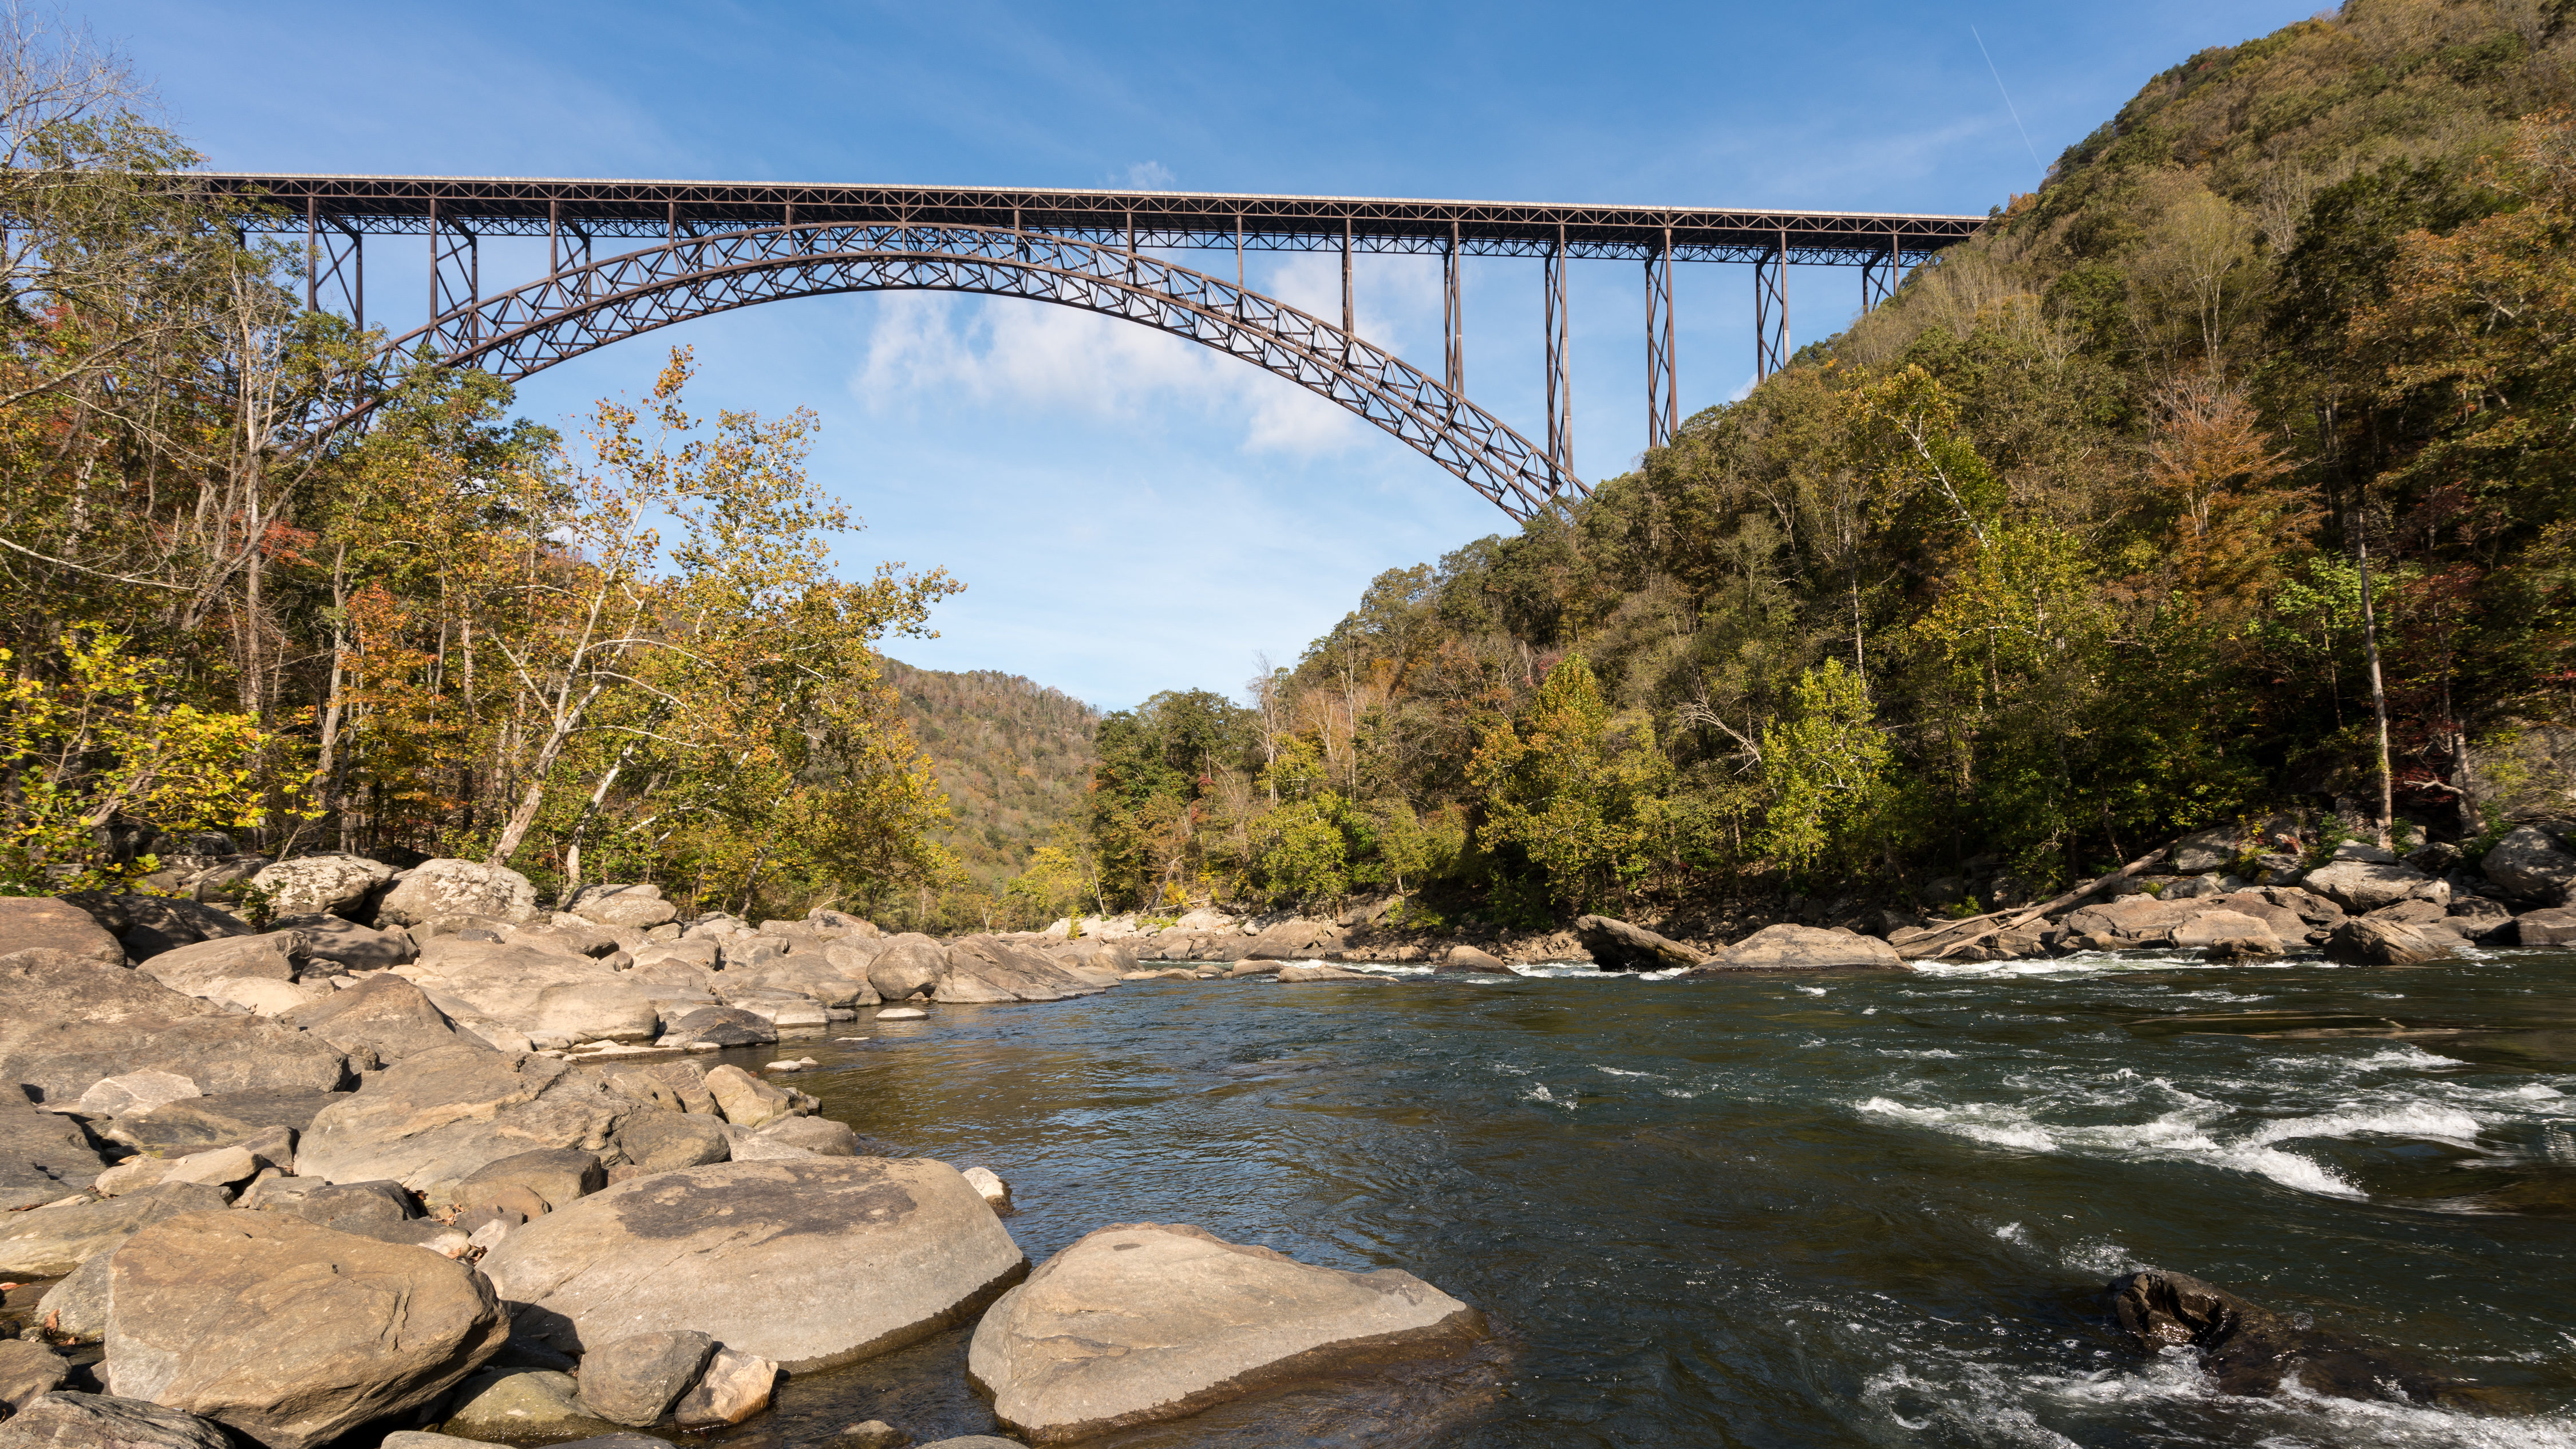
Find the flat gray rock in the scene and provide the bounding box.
[0,899,123,966]
[104,1210,508,1449]
[108,1088,341,1156]
[0,1392,233,1449]
[0,1092,106,1210]
[0,1337,69,1408]
[294,1044,645,1204]
[280,974,480,1067]
[0,950,350,1105]
[2304,859,2449,914]
[968,1222,1480,1444]
[480,1157,1025,1371]
[135,933,298,994]
[1706,924,1904,972]
[0,1182,230,1277]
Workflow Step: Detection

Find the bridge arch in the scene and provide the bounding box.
[384,222,1586,521]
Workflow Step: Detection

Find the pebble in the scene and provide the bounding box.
[877,1008,927,1021]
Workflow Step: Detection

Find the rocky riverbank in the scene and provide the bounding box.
[0,855,1498,1449]
[0,812,2568,1448]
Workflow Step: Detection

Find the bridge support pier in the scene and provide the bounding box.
[1753,227,1789,380]
[1859,227,1903,313]
[1443,222,1463,410]
[1645,227,1677,449]
[429,200,479,348]
[1544,225,1571,479]
[305,197,364,330]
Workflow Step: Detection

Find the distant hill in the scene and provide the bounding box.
[878,658,1101,895]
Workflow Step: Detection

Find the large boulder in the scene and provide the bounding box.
[1241,919,1342,962]
[293,1045,644,1203]
[134,933,299,996]
[2324,915,2461,966]
[1435,946,1512,974]
[392,938,623,1040]
[576,1330,717,1427]
[2482,825,2576,905]
[967,1222,1480,1444]
[1706,924,1905,971]
[658,1006,776,1049]
[104,1211,509,1449]
[0,1337,70,1409]
[2169,911,2286,956]
[282,975,484,1066]
[0,1182,230,1277]
[268,915,413,971]
[105,1089,339,1157]
[246,854,396,919]
[0,899,123,966]
[863,934,947,1001]
[2168,825,2250,875]
[0,1392,234,1449]
[526,982,662,1049]
[1571,915,1705,971]
[2519,906,2576,947]
[375,860,539,929]
[612,1111,731,1172]
[2108,1268,2456,1404]
[600,1062,718,1117]
[480,1158,1026,1371]
[937,936,1105,1004]
[701,1065,800,1128]
[2302,859,2449,914]
[0,950,351,1105]
[566,885,678,930]
[453,1148,605,1216]
[0,1092,106,1210]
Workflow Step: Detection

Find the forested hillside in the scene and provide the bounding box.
[1060,0,2576,927]
[878,660,1099,918]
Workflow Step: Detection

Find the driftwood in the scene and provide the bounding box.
[1922,842,2176,960]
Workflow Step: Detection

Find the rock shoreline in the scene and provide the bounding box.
[0,817,2567,1446]
[0,859,1495,1448]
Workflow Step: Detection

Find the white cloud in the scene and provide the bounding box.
[1119,160,1177,189]
[851,287,1379,457]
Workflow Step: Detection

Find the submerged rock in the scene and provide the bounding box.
[1274,963,1382,983]
[968,1222,1481,1444]
[480,1157,1025,1371]
[2108,1268,2460,1405]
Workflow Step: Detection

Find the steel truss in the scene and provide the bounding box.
[378,220,1584,521]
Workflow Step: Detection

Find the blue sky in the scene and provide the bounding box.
[101,0,2320,710]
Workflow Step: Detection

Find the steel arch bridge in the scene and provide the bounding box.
[210,174,1986,521]
[383,221,1580,521]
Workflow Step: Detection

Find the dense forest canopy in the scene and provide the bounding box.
[1050,0,2576,929]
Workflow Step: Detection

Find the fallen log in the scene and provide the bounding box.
[1922,842,2176,960]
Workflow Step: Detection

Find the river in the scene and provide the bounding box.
[701,947,2576,1448]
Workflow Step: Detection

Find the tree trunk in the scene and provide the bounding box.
[2354,514,2396,847]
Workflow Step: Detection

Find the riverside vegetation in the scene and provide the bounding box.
[6,3,2576,1449]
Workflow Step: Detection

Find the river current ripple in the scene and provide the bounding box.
[698,948,2576,1448]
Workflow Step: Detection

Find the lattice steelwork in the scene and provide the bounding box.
[380,221,1582,522]
[207,172,1982,517]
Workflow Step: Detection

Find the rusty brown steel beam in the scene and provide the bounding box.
[202,172,1981,265]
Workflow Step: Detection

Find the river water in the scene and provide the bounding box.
[704,947,2576,1448]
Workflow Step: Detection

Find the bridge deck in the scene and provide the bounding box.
[200,173,1986,267]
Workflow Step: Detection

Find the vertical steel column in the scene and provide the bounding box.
[1443,220,1463,401]
[1755,226,1789,379]
[1234,212,1244,289]
[304,197,364,327]
[1645,225,1678,448]
[1544,224,1572,477]
[1860,227,1903,311]
[667,200,678,244]
[1340,218,1354,337]
[1125,208,1136,282]
[429,199,479,348]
